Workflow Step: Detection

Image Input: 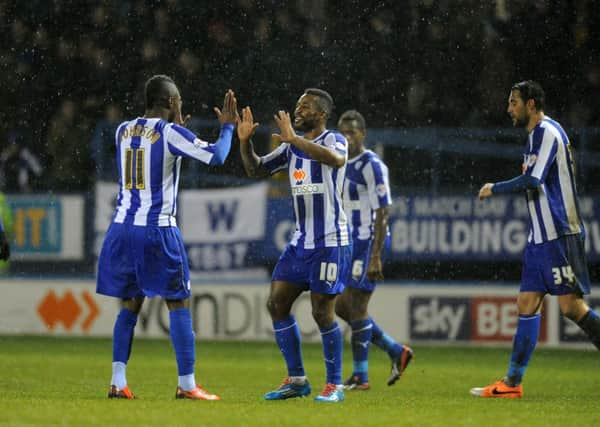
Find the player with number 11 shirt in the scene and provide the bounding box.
[97,75,238,401]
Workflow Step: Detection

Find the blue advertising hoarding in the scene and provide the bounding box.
[261,195,600,262]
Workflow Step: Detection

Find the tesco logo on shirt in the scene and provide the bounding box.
[291,183,325,195]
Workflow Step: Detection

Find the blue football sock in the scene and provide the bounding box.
[273,315,305,377]
[505,313,541,386]
[350,318,373,382]
[112,308,138,363]
[577,309,600,350]
[169,308,196,378]
[370,317,403,357]
[320,322,343,385]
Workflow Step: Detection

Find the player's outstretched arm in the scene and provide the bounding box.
[478,174,540,200]
[273,111,345,168]
[206,90,238,166]
[367,205,389,283]
[238,106,269,178]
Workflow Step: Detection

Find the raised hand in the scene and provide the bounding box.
[273,111,297,142]
[214,89,238,125]
[171,95,190,126]
[174,112,191,127]
[237,106,259,143]
[367,256,384,283]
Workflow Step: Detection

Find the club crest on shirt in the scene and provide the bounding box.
[376,184,387,197]
[522,154,537,173]
[354,161,363,170]
[193,139,208,148]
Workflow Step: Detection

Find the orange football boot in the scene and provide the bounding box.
[108,385,136,399]
[176,385,221,401]
[470,380,523,398]
[388,345,414,386]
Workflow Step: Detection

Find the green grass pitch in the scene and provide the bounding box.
[0,336,598,426]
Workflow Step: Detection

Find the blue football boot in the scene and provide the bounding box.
[314,383,344,403]
[264,378,311,400]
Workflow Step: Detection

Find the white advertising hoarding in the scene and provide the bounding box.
[0,279,595,349]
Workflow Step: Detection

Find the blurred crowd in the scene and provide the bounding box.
[1,0,599,192]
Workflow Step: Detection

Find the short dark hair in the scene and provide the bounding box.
[145,74,175,109]
[338,109,366,130]
[304,88,334,117]
[512,80,545,111]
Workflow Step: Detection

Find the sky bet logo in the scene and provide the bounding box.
[410,297,470,340]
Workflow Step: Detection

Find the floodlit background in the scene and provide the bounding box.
[0,0,599,344]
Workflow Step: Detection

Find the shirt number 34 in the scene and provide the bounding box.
[552,265,575,286]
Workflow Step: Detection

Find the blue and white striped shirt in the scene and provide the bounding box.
[112,117,232,227]
[523,116,584,244]
[342,150,392,241]
[261,130,350,249]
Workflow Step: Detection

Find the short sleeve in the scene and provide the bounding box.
[165,123,214,164]
[323,132,347,155]
[260,143,290,175]
[526,126,558,182]
[364,158,392,210]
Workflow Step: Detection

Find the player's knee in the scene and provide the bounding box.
[266,296,287,319]
[560,303,586,322]
[349,305,367,321]
[122,297,144,313]
[558,295,588,322]
[312,306,334,327]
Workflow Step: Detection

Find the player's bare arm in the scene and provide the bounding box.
[367,205,389,283]
[214,89,238,125]
[238,106,269,178]
[273,111,345,168]
[478,183,494,200]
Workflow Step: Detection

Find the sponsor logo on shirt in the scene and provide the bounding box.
[291,183,325,195]
[344,200,361,211]
[293,169,306,182]
[193,138,208,148]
